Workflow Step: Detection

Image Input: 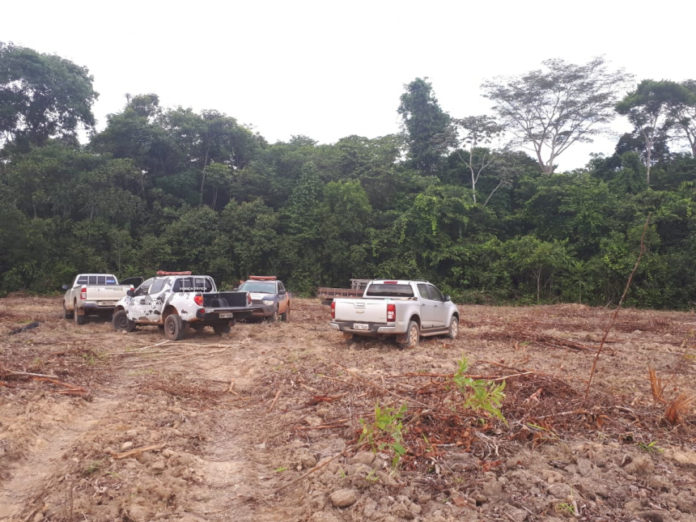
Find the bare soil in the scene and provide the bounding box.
[1,296,696,521]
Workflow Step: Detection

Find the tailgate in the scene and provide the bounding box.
[334,299,387,323]
[93,286,127,302]
[202,292,248,308]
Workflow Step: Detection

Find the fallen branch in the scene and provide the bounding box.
[334,363,430,409]
[269,388,282,411]
[112,443,166,460]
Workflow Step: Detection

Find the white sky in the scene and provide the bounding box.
[2,0,695,170]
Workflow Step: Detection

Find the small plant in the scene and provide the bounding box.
[365,470,379,483]
[82,460,102,476]
[555,501,576,517]
[359,403,408,468]
[637,440,663,454]
[453,356,507,424]
[274,466,288,473]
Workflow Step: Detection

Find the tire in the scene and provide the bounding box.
[213,321,231,335]
[270,306,279,322]
[281,306,289,322]
[447,315,459,339]
[113,310,135,332]
[164,314,184,341]
[397,320,420,349]
[74,302,86,325]
[63,301,73,319]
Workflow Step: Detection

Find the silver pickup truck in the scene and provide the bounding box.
[62,273,137,324]
[329,280,459,348]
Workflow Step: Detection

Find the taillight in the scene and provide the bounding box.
[387,303,396,322]
[331,301,336,319]
[194,294,203,306]
[80,286,87,300]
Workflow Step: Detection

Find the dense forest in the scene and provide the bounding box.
[2,43,696,308]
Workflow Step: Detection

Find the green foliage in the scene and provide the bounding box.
[0,42,97,150]
[2,44,696,310]
[359,403,408,468]
[453,356,507,424]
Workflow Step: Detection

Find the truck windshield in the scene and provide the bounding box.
[365,284,414,297]
[239,281,275,293]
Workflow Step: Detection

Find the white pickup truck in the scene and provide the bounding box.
[62,273,137,324]
[329,280,459,348]
[112,272,260,340]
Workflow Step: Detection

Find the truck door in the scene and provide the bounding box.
[416,283,440,328]
[425,284,448,328]
[143,278,170,322]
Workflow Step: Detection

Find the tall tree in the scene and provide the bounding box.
[482,57,630,174]
[398,78,457,174]
[0,42,97,151]
[668,79,696,157]
[616,79,690,184]
[454,115,504,204]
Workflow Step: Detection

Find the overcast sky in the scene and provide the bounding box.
[2,0,694,170]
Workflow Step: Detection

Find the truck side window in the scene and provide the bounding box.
[149,278,166,294]
[134,278,153,296]
[278,283,285,294]
[427,285,444,301]
[76,275,88,285]
[417,283,431,299]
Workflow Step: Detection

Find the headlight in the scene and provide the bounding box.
[262,299,274,306]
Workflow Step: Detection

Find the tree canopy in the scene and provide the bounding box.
[2,47,696,310]
[482,57,631,174]
[0,42,98,151]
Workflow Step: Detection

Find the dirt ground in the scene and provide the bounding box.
[1,296,696,522]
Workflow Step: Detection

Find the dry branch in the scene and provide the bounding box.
[584,214,650,401]
[112,443,166,460]
[649,367,666,404]
[665,394,694,425]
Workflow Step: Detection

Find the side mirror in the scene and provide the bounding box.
[127,289,134,297]
[444,295,451,302]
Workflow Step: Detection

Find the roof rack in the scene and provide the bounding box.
[248,275,277,280]
[156,271,192,276]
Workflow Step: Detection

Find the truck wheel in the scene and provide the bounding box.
[113,310,136,332]
[74,302,86,325]
[281,306,289,322]
[213,321,231,335]
[398,320,420,349]
[447,316,459,339]
[164,314,184,340]
[270,306,279,322]
[63,302,73,319]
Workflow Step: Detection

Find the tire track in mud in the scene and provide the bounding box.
[0,396,120,521]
